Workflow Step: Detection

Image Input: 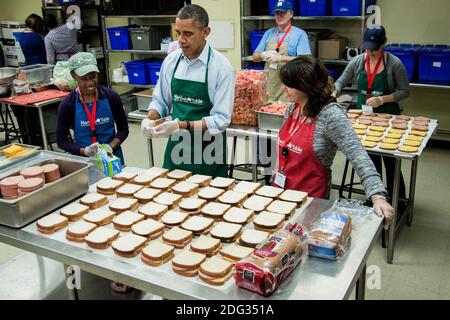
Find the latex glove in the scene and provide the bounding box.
[261,50,277,61]
[141,118,157,138]
[83,142,100,157]
[265,52,282,63]
[372,194,395,225]
[154,119,180,138]
[104,144,113,155]
[366,96,384,108]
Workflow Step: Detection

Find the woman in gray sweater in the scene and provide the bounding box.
[334,25,410,207]
[274,55,394,221]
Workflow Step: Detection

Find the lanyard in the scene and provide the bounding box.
[275,25,292,53]
[365,52,384,99]
[78,88,98,143]
[279,105,307,171]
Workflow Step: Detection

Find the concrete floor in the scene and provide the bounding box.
[0,121,449,300]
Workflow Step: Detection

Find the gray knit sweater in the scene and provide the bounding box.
[334,52,410,102]
[284,102,387,198]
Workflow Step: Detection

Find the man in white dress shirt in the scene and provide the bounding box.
[141,4,235,177]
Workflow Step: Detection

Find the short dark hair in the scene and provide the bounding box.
[25,14,45,35]
[177,4,209,29]
[280,56,336,118]
[44,14,58,30]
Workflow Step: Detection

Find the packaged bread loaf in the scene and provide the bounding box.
[307,211,352,260]
[234,223,307,296]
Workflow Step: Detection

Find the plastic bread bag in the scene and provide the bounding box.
[53,61,78,92]
[234,223,307,296]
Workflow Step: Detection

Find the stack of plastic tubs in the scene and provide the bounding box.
[385,44,419,81]
[418,45,450,84]
[125,60,150,85]
[147,60,164,85]
[107,27,132,50]
[249,30,267,53]
[268,0,299,15]
[300,0,331,16]
[130,26,170,51]
[332,0,376,16]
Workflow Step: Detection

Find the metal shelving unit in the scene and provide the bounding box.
[410,83,450,90]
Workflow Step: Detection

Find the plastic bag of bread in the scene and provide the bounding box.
[307,211,352,261]
[234,223,307,296]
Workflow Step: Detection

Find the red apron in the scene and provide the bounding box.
[273,108,329,198]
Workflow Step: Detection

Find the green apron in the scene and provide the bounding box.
[357,55,400,115]
[162,48,228,178]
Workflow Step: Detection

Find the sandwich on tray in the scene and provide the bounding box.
[141,241,175,266]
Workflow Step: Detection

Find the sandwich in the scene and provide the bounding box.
[209,177,235,190]
[112,171,138,183]
[115,183,144,198]
[141,241,175,266]
[190,235,222,256]
[198,256,233,286]
[37,214,68,234]
[239,229,269,248]
[85,226,120,250]
[82,208,116,226]
[219,244,253,264]
[217,190,248,206]
[59,202,90,222]
[79,193,108,209]
[112,210,145,232]
[172,250,206,277]
[180,216,214,235]
[185,174,212,187]
[233,181,261,195]
[132,174,157,186]
[255,185,284,198]
[66,220,97,243]
[243,195,273,213]
[253,211,285,233]
[144,167,169,178]
[109,197,139,213]
[138,202,168,220]
[223,207,254,225]
[153,192,182,209]
[198,187,225,201]
[266,200,298,219]
[161,210,189,228]
[167,169,192,181]
[133,187,162,204]
[171,181,199,198]
[178,197,207,214]
[200,202,231,221]
[150,178,177,191]
[111,234,148,258]
[96,178,125,195]
[210,222,243,243]
[131,219,165,240]
[162,226,193,248]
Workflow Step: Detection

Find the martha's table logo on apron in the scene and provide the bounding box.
[173,94,204,106]
[80,117,111,127]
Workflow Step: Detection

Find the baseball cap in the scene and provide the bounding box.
[68,52,100,77]
[272,1,293,14]
[362,25,387,51]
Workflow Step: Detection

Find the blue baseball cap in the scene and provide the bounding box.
[272,1,293,14]
[363,25,387,51]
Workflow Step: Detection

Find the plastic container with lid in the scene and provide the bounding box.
[418,47,450,84]
[385,45,418,81]
[19,64,54,84]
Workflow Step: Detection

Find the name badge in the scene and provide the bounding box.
[362,104,373,113]
[269,62,278,70]
[274,171,286,189]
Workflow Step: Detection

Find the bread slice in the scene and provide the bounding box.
[109,197,139,213]
[179,197,207,213]
[112,211,145,232]
[138,202,168,220]
[198,187,225,201]
[112,171,138,183]
[233,181,261,195]
[190,235,221,256]
[150,178,177,191]
[239,229,269,248]
[253,211,285,231]
[85,227,120,250]
[172,250,206,274]
[116,183,144,198]
[243,195,273,213]
[219,244,253,263]
[255,185,284,198]
[144,167,169,178]
[200,202,231,220]
[141,241,174,266]
[279,190,308,207]
[171,181,199,197]
[82,208,116,226]
[96,178,125,195]
[66,220,97,243]
[223,207,254,225]
[185,174,212,187]
[37,214,68,234]
[60,202,90,222]
[79,193,108,209]
[199,256,233,278]
[198,268,233,286]
[167,169,192,181]
[210,222,243,242]
[132,174,157,186]
[153,192,182,209]
[131,219,165,239]
[133,187,162,204]
[162,226,193,248]
[181,216,214,235]
[266,200,297,219]
[112,234,148,258]
[218,190,248,206]
[209,177,235,190]
[161,210,188,227]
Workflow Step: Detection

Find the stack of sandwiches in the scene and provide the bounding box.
[255,185,284,198]
[181,216,214,235]
[80,193,108,209]
[85,227,120,249]
[167,169,192,181]
[111,234,148,258]
[253,211,285,233]
[219,244,253,264]
[66,220,97,243]
[132,174,157,186]
[83,208,116,226]
[172,250,206,277]
[116,183,144,198]
[239,229,269,248]
[171,181,199,197]
[185,174,212,187]
[243,195,273,213]
[178,197,207,215]
[201,202,231,221]
[266,200,297,220]
[150,178,177,191]
[144,167,169,178]
[162,226,193,248]
[36,214,68,234]
[233,181,261,195]
[209,177,235,190]
[153,192,182,209]
[133,187,162,204]
[217,190,248,206]
[96,178,124,195]
[161,210,189,228]
[223,207,254,225]
[109,198,139,213]
[198,256,233,286]
[112,211,145,232]
[198,187,225,202]
[138,202,168,220]
[190,235,222,256]
[112,171,138,183]
[131,219,165,240]
[141,241,175,266]
[279,190,308,207]
[60,203,89,222]
[210,222,242,243]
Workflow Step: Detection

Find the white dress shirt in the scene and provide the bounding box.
[148,42,235,134]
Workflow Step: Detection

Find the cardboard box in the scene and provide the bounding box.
[318,37,349,60]
[96,144,122,177]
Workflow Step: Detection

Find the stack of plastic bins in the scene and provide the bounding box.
[385,44,419,81]
[125,61,151,85]
[418,45,450,84]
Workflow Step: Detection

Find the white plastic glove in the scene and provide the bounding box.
[141,118,157,138]
[266,52,282,63]
[261,50,277,61]
[83,142,100,157]
[366,96,384,108]
[372,194,395,225]
[104,144,113,155]
[154,119,180,138]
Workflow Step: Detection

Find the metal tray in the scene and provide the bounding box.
[256,110,285,131]
[0,156,91,228]
[0,144,40,171]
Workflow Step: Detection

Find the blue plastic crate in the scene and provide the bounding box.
[147,60,164,85]
[300,0,331,16]
[245,64,265,70]
[107,27,132,50]
[125,61,150,85]
[269,0,299,16]
[385,46,418,81]
[327,66,344,81]
[249,30,267,53]
[332,0,376,16]
[418,48,450,84]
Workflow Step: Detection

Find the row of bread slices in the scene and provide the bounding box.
[348,110,431,132]
[0,164,61,200]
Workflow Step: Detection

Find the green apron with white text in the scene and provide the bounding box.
[162,48,228,178]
